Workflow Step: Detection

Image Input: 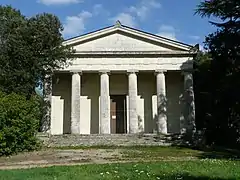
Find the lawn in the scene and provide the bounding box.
[0,160,240,180]
[1,146,240,180]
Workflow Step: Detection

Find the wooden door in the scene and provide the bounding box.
[110,99,117,133]
[116,97,125,133]
[110,95,127,134]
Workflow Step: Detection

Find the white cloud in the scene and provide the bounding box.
[93,4,110,16]
[63,11,92,37]
[38,0,81,5]
[129,6,148,20]
[109,0,161,27]
[93,4,103,15]
[148,0,162,8]
[158,25,175,32]
[199,44,208,52]
[157,25,177,40]
[110,13,137,27]
[189,35,200,40]
[129,0,161,20]
[62,5,110,37]
[157,32,177,40]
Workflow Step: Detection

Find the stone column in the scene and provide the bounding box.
[155,70,167,134]
[99,70,111,134]
[42,74,52,133]
[128,70,138,134]
[71,71,81,134]
[180,71,196,135]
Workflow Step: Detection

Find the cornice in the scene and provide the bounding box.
[72,51,196,56]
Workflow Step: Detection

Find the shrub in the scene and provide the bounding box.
[0,92,41,156]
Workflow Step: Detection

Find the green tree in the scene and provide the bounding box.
[194,52,212,130]
[0,5,74,97]
[195,0,240,147]
[0,92,41,156]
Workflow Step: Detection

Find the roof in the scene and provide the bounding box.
[63,21,198,52]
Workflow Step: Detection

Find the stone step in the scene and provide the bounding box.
[37,133,182,147]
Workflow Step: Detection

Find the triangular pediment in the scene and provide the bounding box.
[64,23,195,53]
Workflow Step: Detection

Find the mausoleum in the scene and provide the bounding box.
[48,21,197,136]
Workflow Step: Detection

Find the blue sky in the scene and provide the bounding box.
[1,0,216,49]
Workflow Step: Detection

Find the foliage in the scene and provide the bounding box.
[195,0,240,147]
[194,52,212,130]
[0,92,41,156]
[0,5,74,98]
[196,0,240,21]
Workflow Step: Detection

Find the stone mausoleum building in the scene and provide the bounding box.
[48,21,197,136]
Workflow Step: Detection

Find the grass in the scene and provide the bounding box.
[120,146,202,159]
[1,146,240,179]
[0,160,240,180]
[54,145,240,160]
[120,146,240,161]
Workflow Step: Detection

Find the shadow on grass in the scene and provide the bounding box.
[196,147,240,160]
[50,133,240,161]
[157,133,240,160]
[154,173,236,180]
[170,144,240,160]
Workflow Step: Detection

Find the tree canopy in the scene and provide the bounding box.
[0,6,74,98]
[195,0,240,147]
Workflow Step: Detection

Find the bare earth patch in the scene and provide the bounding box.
[0,148,124,169]
[1,146,238,170]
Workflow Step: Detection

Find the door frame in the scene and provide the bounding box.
[110,95,127,134]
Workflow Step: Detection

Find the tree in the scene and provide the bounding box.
[195,0,240,147]
[0,6,74,98]
[0,92,41,156]
[194,52,212,130]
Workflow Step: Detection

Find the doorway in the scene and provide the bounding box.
[110,95,127,134]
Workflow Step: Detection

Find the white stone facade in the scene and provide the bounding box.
[48,22,197,135]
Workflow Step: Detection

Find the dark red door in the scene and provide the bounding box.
[110,99,117,133]
[110,95,127,134]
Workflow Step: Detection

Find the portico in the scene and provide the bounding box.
[48,21,197,135]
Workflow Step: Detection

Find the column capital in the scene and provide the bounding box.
[181,69,193,75]
[99,70,110,74]
[44,73,52,78]
[155,69,167,75]
[127,69,139,74]
[70,70,82,75]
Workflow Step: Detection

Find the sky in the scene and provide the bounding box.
[1,0,217,49]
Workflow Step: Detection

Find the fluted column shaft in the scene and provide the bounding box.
[180,71,196,135]
[71,71,81,134]
[100,70,111,134]
[156,70,167,134]
[128,70,138,134]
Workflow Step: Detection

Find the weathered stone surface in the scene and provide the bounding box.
[38,134,178,147]
[180,71,196,136]
[156,70,167,134]
[71,72,81,134]
[100,71,111,134]
[42,74,52,133]
[128,70,138,134]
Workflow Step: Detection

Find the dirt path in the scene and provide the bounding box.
[0,148,197,170]
[0,149,121,169]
